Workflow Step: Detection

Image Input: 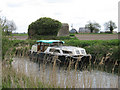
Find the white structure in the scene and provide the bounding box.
[79,27,90,33]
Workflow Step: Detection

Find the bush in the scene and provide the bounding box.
[69,34,75,36]
[28,17,62,36]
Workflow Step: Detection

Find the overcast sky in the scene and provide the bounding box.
[0,0,119,33]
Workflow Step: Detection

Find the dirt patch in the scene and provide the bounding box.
[75,34,118,40]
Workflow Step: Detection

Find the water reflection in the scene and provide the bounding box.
[12,57,118,88]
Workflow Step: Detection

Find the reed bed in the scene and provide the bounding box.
[2,57,118,88]
[2,37,119,88]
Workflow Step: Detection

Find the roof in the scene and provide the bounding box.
[69,28,77,33]
[50,46,85,51]
[36,40,65,44]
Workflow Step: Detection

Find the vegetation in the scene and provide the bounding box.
[29,35,78,40]
[3,57,118,88]
[28,17,62,36]
[85,21,101,33]
[104,21,117,33]
[2,28,119,88]
[0,15,16,35]
[2,63,51,88]
[1,14,119,88]
[2,36,119,88]
[12,33,28,36]
[65,39,119,47]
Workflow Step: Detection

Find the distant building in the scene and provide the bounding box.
[103,30,118,34]
[79,27,99,33]
[69,28,77,33]
[79,27,90,33]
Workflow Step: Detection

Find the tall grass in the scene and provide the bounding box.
[2,57,118,88]
[2,37,36,60]
[2,63,47,88]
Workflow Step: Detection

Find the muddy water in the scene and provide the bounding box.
[12,57,118,88]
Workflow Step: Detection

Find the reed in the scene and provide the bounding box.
[2,55,119,88]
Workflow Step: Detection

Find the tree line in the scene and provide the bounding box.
[85,21,117,33]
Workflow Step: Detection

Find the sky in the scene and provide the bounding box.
[0,0,119,33]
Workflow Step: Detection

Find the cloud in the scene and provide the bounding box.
[43,0,73,3]
[6,0,27,8]
[0,0,119,33]
[7,3,22,8]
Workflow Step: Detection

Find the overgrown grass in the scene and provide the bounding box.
[2,37,36,60]
[2,63,49,88]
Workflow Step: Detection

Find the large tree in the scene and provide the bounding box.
[85,21,101,33]
[104,21,117,33]
[28,17,62,37]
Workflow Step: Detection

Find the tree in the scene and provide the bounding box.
[104,21,117,33]
[85,21,101,33]
[0,15,17,35]
[6,20,17,34]
[28,17,62,37]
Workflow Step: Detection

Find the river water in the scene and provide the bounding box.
[12,57,119,88]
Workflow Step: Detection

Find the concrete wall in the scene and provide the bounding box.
[57,23,69,36]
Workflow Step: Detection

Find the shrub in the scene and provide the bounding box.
[28,17,62,36]
[69,34,75,36]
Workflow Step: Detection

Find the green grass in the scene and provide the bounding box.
[30,35,78,40]
[64,39,119,47]
[12,33,28,36]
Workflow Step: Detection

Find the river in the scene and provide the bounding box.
[12,57,119,88]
